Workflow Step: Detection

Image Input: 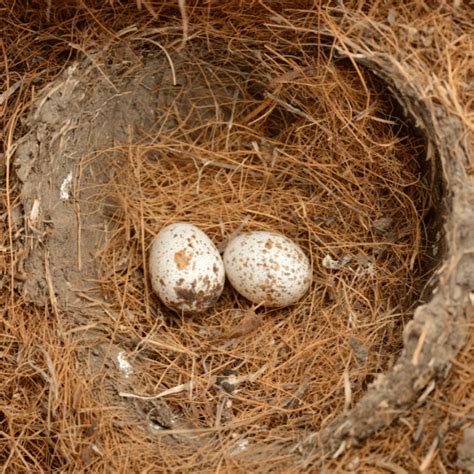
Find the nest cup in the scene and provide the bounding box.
[7,3,472,472]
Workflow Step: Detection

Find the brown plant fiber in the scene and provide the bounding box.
[0,1,472,472]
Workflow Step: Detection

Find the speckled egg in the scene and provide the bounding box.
[223,231,312,308]
[149,223,225,313]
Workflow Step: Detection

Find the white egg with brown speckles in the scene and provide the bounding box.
[223,231,312,308]
[149,223,225,313]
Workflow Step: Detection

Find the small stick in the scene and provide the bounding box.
[369,460,408,474]
[178,0,189,50]
[265,92,322,126]
[419,436,439,472]
[411,323,428,365]
[343,369,352,412]
[332,440,346,459]
[119,380,195,400]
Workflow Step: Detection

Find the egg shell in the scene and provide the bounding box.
[149,223,225,313]
[223,231,312,308]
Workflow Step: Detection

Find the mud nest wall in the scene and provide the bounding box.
[1,2,473,472]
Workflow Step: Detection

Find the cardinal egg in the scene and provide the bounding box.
[223,231,312,308]
[149,223,225,313]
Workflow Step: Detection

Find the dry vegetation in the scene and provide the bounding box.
[0,1,472,472]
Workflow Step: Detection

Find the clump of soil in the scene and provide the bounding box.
[14,45,170,308]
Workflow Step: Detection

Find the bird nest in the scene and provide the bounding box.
[2,2,472,472]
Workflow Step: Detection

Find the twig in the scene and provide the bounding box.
[178,0,189,50]
[343,369,352,412]
[265,92,323,126]
[419,436,439,472]
[119,380,195,400]
[412,323,428,365]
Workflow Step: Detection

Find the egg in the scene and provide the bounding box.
[223,231,312,308]
[149,223,225,313]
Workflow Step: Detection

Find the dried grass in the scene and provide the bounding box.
[0,1,472,472]
[90,33,427,436]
